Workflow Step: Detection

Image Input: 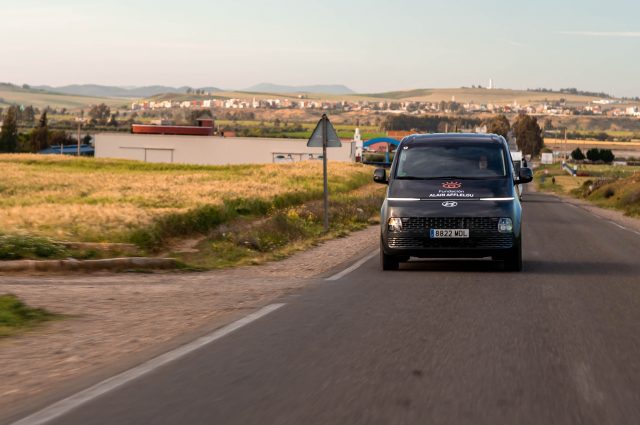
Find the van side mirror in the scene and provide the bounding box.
[373,168,388,184]
[516,167,533,184]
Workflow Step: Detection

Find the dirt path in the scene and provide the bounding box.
[0,226,378,414]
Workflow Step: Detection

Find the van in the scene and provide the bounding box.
[373,133,533,271]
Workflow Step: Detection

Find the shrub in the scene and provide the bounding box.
[0,234,66,260]
[603,187,615,199]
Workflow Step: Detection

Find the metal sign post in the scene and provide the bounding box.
[322,116,329,232]
[307,114,342,232]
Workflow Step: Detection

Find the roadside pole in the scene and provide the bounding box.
[322,116,329,232]
[307,114,342,233]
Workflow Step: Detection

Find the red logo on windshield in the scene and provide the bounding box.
[442,181,462,189]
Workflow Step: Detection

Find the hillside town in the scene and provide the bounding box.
[130,96,640,118]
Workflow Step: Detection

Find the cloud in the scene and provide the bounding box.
[558,31,640,37]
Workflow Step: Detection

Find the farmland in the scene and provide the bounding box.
[0,155,374,246]
[0,84,127,110]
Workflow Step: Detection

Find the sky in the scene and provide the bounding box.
[1,0,640,96]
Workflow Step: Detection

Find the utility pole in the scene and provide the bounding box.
[76,117,83,156]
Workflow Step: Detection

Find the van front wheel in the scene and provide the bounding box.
[502,240,523,272]
[380,242,400,271]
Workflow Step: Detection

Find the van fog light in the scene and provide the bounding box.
[498,218,513,233]
[388,218,403,232]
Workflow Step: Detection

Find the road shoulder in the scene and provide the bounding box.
[0,225,378,421]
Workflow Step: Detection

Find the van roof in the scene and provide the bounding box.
[401,133,506,146]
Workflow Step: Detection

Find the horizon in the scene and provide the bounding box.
[7,81,634,98]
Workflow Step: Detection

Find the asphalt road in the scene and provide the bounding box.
[9,191,640,425]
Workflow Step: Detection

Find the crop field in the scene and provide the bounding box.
[0,86,127,110]
[0,155,373,245]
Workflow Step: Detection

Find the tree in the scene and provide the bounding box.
[23,105,36,124]
[571,147,585,161]
[587,148,614,163]
[485,114,510,138]
[88,103,111,125]
[600,149,615,163]
[586,148,601,162]
[29,111,49,152]
[513,114,544,157]
[0,106,18,152]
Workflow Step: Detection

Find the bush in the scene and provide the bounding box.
[0,234,66,260]
[603,187,615,199]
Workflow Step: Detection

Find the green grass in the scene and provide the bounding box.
[537,162,640,217]
[176,185,385,269]
[0,294,57,337]
[576,175,640,217]
[0,234,67,260]
[0,155,375,250]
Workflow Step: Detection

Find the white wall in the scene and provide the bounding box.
[95,134,355,165]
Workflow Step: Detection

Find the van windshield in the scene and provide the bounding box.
[395,143,507,179]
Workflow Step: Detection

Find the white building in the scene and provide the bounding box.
[95,133,355,165]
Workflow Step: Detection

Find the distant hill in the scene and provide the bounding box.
[32,84,223,98]
[244,83,355,95]
[0,83,126,109]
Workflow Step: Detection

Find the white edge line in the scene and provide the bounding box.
[326,250,379,281]
[609,221,628,230]
[387,198,420,201]
[11,303,286,425]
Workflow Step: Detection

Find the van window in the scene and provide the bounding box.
[395,143,507,179]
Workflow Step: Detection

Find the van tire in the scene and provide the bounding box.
[503,240,523,272]
[380,241,400,271]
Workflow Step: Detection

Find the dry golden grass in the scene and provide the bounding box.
[0,154,372,242]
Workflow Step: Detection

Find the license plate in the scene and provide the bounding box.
[429,229,469,238]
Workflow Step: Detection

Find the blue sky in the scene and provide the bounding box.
[1,0,639,96]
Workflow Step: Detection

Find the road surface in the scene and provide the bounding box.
[7,191,640,425]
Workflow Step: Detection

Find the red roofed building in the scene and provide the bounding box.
[131,118,214,136]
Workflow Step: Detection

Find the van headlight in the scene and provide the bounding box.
[388,217,403,232]
[498,218,513,233]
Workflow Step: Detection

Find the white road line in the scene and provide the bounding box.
[325,250,379,281]
[11,303,286,425]
[609,221,628,230]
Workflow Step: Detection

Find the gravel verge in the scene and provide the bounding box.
[0,225,378,416]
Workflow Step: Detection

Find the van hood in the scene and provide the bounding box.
[388,178,513,200]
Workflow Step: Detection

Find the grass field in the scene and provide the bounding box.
[215,120,386,140]
[0,155,374,248]
[536,163,640,217]
[0,85,127,110]
[215,87,605,106]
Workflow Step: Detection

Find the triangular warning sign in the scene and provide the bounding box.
[307,115,342,148]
